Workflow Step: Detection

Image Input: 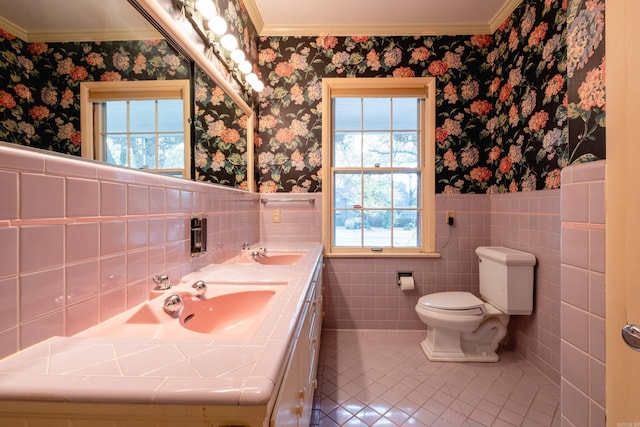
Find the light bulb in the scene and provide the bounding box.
[245,72,258,85]
[230,49,245,64]
[251,80,264,92]
[220,34,238,51]
[195,0,216,19]
[208,16,227,36]
[238,60,252,74]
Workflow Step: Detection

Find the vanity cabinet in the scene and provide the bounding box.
[270,258,323,427]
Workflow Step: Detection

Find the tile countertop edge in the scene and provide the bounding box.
[0,242,323,408]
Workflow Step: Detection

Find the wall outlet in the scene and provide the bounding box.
[272,209,281,223]
[445,210,455,225]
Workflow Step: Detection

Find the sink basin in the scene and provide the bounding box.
[76,283,285,339]
[180,290,277,334]
[255,253,303,265]
[225,252,304,265]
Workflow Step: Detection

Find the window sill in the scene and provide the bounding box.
[323,251,441,258]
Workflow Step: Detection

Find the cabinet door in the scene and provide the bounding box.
[271,334,302,427]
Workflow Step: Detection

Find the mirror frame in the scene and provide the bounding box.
[130,0,256,191]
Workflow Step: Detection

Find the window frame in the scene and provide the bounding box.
[321,77,437,257]
[80,80,192,179]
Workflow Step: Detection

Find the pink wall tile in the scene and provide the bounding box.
[65,260,99,304]
[0,171,18,220]
[19,225,64,273]
[148,218,166,245]
[65,298,100,336]
[100,288,126,322]
[560,265,588,310]
[166,216,187,242]
[127,249,148,285]
[127,185,149,215]
[19,311,64,349]
[126,280,148,309]
[0,277,18,330]
[100,181,126,216]
[0,146,44,172]
[149,187,166,214]
[127,219,148,250]
[561,303,589,352]
[0,227,18,277]
[45,155,98,179]
[561,341,589,394]
[0,328,18,359]
[66,222,99,263]
[20,173,64,220]
[19,268,64,321]
[561,380,589,427]
[66,178,99,217]
[100,221,126,255]
[100,254,126,292]
[560,228,589,269]
[561,183,589,223]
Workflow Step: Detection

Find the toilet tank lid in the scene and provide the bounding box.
[475,246,536,266]
[419,291,484,310]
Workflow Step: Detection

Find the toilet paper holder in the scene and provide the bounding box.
[397,271,414,287]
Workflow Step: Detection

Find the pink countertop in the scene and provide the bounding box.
[0,243,323,407]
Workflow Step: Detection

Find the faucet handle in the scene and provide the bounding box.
[192,280,207,298]
[153,275,171,290]
[163,294,183,316]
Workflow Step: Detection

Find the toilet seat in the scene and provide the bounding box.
[418,291,486,316]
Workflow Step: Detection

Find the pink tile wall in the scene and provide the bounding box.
[560,161,606,427]
[260,194,490,330]
[489,189,562,383]
[262,190,564,385]
[0,144,260,359]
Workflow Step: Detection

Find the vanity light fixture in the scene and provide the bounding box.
[180,0,264,92]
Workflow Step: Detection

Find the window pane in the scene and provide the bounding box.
[393,210,419,247]
[334,98,361,130]
[363,98,390,130]
[334,173,362,207]
[363,173,391,208]
[130,100,156,132]
[129,134,156,169]
[334,210,361,247]
[334,132,362,167]
[158,135,184,168]
[392,132,419,167]
[364,223,390,247]
[105,101,127,133]
[393,173,419,208]
[392,98,418,130]
[104,135,127,165]
[158,99,183,132]
[363,132,390,167]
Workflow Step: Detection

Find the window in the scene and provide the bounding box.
[80,80,191,178]
[322,78,436,256]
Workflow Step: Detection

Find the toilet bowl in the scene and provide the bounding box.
[415,291,509,362]
[415,246,536,363]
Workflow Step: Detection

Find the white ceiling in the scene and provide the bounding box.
[0,0,523,42]
[245,0,523,36]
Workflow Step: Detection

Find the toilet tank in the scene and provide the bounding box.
[476,246,536,315]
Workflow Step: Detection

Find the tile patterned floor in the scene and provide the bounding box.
[311,330,560,427]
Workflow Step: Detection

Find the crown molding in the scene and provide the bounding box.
[0,16,161,43]
[488,0,523,32]
[258,23,493,37]
[242,0,265,35]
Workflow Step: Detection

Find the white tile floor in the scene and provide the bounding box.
[312,330,560,427]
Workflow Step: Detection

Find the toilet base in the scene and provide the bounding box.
[420,338,499,362]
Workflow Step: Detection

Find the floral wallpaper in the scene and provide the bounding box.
[194,65,250,189]
[256,0,606,194]
[566,0,606,163]
[0,29,190,155]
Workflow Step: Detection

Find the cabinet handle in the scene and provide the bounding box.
[312,378,318,389]
[298,387,306,399]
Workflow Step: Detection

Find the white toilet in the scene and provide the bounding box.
[415,246,536,362]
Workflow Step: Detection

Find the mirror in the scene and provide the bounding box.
[0,0,255,190]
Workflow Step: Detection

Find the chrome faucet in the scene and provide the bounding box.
[153,274,171,290]
[163,294,183,316]
[251,247,267,260]
[241,242,251,250]
[192,280,207,298]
